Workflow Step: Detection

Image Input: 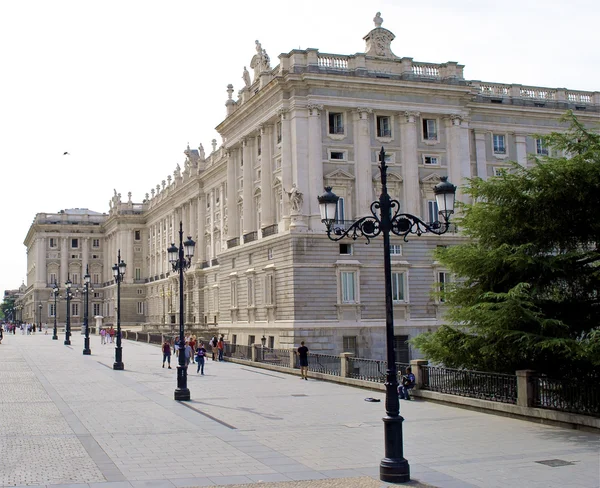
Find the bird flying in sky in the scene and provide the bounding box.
[63,151,70,155]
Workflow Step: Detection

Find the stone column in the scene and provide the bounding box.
[445,115,471,202]
[307,104,324,229]
[197,194,206,264]
[242,138,255,236]
[340,352,354,378]
[227,148,240,240]
[410,359,429,389]
[516,370,535,407]
[474,130,488,179]
[126,230,133,284]
[60,237,68,284]
[279,109,292,229]
[82,237,89,282]
[399,111,421,216]
[515,133,528,167]
[260,124,274,229]
[290,107,309,230]
[37,237,46,285]
[354,107,373,218]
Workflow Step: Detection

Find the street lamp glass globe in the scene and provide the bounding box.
[84,272,91,284]
[183,236,195,259]
[433,176,457,221]
[65,279,72,289]
[317,187,339,225]
[118,260,126,276]
[112,263,119,278]
[168,243,178,264]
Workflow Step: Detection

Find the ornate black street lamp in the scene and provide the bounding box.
[318,147,456,484]
[112,250,126,370]
[52,284,59,340]
[168,221,195,401]
[64,277,73,345]
[38,303,42,332]
[83,265,92,355]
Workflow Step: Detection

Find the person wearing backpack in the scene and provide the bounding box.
[162,340,172,369]
[196,342,207,374]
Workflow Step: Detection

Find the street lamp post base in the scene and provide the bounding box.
[174,388,191,401]
[64,340,71,345]
[83,349,91,355]
[52,336,58,340]
[379,414,410,483]
[113,361,124,370]
[83,338,91,355]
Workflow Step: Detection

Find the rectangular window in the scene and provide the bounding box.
[248,335,255,346]
[339,243,352,255]
[92,239,100,248]
[49,238,56,248]
[335,197,345,223]
[394,335,410,363]
[329,151,345,160]
[137,302,144,314]
[267,248,273,260]
[72,303,79,316]
[493,134,506,154]
[137,289,143,295]
[341,271,356,303]
[536,138,549,156]
[343,336,358,356]
[390,244,402,256]
[276,121,282,144]
[265,274,274,306]
[231,281,238,308]
[72,274,79,285]
[428,200,439,224]
[50,273,57,284]
[439,272,452,302]
[493,167,505,177]
[268,336,275,349]
[135,268,141,280]
[424,156,439,166]
[376,115,392,138]
[93,303,101,316]
[328,112,344,134]
[391,272,405,302]
[71,238,79,249]
[423,119,437,140]
[247,277,254,306]
[49,304,56,317]
[92,273,99,285]
[135,230,141,241]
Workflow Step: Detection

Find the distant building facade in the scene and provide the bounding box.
[17,14,600,360]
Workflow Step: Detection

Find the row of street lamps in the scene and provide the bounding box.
[43,224,196,400]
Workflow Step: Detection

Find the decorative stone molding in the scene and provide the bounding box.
[277,108,289,120]
[354,107,373,119]
[363,12,397,59]
[403,111,420,123]
[307,103,324,116]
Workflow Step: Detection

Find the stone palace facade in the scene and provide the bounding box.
[17,14,600,360]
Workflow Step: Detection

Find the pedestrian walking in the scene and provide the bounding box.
[217,336,224,362]
[108,326,115,343]
[189,335,196,363]
[297,341,309,380]
[184,341,192,367]
[210,336,217,361]
[100,328,106,344]
[196,342,206,374]
[162,340,172,368]
[44,323,48,335]
[0,326,3,344]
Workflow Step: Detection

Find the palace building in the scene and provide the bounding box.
[17,14,600,360]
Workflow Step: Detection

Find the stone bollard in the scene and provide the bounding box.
[340,352,354,378]
[251,344,258,362]
[516,370,535,407]
[290,349,297,369]
[410,359,429,389]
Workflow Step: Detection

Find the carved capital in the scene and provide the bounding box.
[307,103,324,116]
[449,114,463,126]
[277,108,289,120]
[355,107,373,120]
[403,111,420,123]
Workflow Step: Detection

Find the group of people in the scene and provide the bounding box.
[99,326,116,344]
[0,322,48,335]
[161,334,225,374]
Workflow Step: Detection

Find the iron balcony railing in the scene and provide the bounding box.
[261,224,278,238]
[227,238,239,249]
[422,366,517,404]
[244,231,258,244]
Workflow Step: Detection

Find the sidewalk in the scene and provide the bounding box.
[0,332,598,488]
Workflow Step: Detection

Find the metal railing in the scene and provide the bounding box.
[422,366,517,404]
[307,353,341,376]
[137,332,149,343]
[224,343,252,360]
[348,358,410,382]
[531,376,600,417]
[261,224,278,237]
[148,333,162,345]
[257,347,291,368]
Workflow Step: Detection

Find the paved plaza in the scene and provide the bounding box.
[0,332,598,488]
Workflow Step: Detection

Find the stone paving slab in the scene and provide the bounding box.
[191,477,434,487]
[0,332,599,488]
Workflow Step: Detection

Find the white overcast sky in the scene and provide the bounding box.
[1,0,598,297]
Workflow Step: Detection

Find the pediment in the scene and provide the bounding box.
[373,171,403,182]
[421,173,442,184]
[272,176,282,186]
[325,169,355,180]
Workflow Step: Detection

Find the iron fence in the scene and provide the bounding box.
[307,353,341,376]
[137,332,149,343]
[224,343,252,360]
[348,358,411,382]
[148,333,162,345]
[422,366,517,404]
[531,376,600,417]
[257,347,291,368]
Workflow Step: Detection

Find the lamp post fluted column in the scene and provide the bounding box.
[168,221,195,401]
[113,250,126,370]
[64,277,72,345]
[318,147,457,484]
[83,265,91,355]
[52,285,59,340]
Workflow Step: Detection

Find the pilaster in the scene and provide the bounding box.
[260,125,274,228]
[514,133,528,167]
[307,104,324,229]
[353,107,373,218]
[279,108,292,230]
[227,148,240,239]
[400,111,420,216]
[474,130,488,180]
[242,138,255,235]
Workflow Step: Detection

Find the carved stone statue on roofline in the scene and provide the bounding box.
[250,40,271,81]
